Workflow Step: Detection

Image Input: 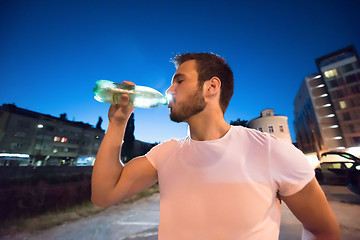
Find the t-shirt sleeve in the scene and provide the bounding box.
[269,135,315,196]
[145,142,162,169]
[145,138,178,170]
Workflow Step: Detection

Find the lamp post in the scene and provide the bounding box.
[36,124,46,166]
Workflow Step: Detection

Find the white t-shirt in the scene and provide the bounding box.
[146,126,314,240]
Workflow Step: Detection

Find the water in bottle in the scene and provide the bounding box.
[93,80,171,108]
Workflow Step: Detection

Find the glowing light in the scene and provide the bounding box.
[320,93,328,97]
[333,136,343,140]
[316,84,325,88]
[324,114,335,118]
[313,75,321,79]
[347,147,360,157]
[324,69,338,78]
[37,124,44,128]
[335,147,346,150]
[339,101,347,109]
[317,103,331,109]
[329,125,339,128]
[0,153,30,158]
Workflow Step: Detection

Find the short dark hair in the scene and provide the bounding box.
[172,52,234,113]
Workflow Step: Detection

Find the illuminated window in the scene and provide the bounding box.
[324,69,338,78]
[339,101,347,109]
[61,137,68,143]
[54,136,61,142]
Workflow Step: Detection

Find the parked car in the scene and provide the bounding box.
[318,151,360,194]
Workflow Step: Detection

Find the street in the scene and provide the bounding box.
[1,185,359,240]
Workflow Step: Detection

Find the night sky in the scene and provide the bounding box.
[1,0,359,143]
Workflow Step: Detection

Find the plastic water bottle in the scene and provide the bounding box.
[93,80,170,108]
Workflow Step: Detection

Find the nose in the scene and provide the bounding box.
[165,84,175,95]
[165,85,175,103]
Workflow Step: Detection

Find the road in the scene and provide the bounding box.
[2,185,360,240]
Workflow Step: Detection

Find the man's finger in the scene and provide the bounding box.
[123,81,135,85]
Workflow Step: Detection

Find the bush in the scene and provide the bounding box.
[0,166,92,226]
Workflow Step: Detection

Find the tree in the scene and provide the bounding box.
[120,113,159,163]
[121,113,135,163]
[230,118,248,127]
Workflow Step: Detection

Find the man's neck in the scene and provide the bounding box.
[186,111,231,141]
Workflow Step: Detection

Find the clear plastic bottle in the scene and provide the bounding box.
[93,80,170,108]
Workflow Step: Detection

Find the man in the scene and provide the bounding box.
[91,53,340,239]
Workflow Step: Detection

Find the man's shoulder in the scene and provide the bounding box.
[231,126,270,143]
[150,137,186,151]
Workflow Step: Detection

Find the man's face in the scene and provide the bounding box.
[166,60,207,123]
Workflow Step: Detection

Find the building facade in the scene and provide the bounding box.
[248,109,292,143]
[293,75,325,154]
[294,45,360,154]
[0,104,104,166]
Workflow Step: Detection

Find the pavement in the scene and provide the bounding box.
[1,185,360,240]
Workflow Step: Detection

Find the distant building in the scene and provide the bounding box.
[294,45,360,154]
[0,104,104,166]
[248,109,292,143]
[293,75,324,154]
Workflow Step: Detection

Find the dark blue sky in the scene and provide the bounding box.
[1,0,359,143]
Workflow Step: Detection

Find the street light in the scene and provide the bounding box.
[36,123,45,166]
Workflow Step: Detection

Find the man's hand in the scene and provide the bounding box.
[91,80,158,207]
[108,81,135,126]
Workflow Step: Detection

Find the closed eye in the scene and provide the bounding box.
[172,73,186,85]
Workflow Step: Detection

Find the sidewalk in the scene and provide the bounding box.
[2,185,360,240]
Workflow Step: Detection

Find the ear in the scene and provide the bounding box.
[204,77,221,97]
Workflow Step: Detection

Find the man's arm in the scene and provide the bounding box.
[91,86,158,207]
[281,178,341,240]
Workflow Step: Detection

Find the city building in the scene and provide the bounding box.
[248,109,292,143]
[294,45,360,154]
[0,104,104,166]
[293,74,325,154]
